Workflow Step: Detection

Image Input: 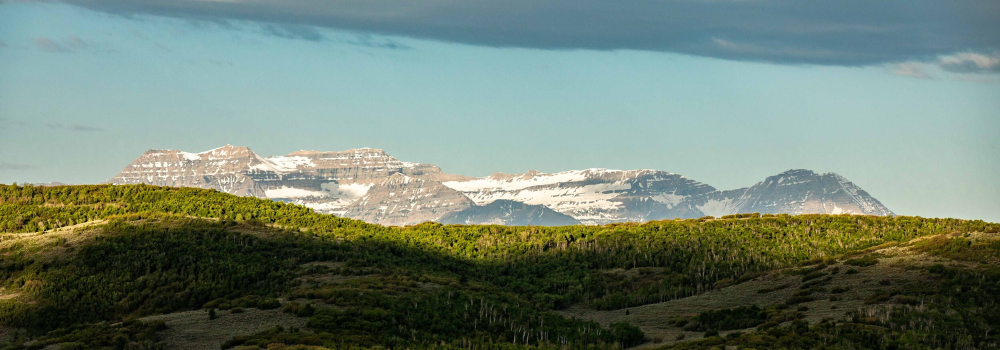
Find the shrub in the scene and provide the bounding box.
[845,256,879,267]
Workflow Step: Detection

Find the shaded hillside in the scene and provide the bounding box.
[439,199,581,226]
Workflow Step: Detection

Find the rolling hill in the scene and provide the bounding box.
[0,184,995,350]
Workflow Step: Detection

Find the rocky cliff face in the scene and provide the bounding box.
[107,145,276,197]
[109,146,894,225]
[107,146,470,218]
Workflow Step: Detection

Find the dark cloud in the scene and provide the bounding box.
[53,0,1000,66]
[45,122,105,132]
[0,162,38,171]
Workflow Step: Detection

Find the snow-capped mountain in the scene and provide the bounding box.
[107,145,279,197]
[107,145,469,217]
[342,173,473,226]
[441,169,716,225]
[685,169,894,218]
[108,146,894,225]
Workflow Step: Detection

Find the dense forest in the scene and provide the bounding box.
[0,184,998,349]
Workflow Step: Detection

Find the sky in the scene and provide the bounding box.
[0,1,998,222]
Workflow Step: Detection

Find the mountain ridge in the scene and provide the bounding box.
[107,145,894,225]
[439,199,582,226]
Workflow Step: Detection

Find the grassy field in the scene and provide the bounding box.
[140,308,307,350]
[558,234,978,348]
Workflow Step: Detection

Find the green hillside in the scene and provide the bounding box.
[0,184,998,349]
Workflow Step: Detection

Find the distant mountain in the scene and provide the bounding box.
[26,182,69,187]
[440,199,581,226]
[441,169,716,225]
[108,146,894,225]
[107,145,470,217]
[342,173,473,226]
[685,169,894,217]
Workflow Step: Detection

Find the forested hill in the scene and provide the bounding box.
[0,184,375,234]
[0,184,998,349]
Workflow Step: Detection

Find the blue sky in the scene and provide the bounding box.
[0,1,998,222]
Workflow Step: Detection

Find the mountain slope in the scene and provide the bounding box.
[684,169,894,217]
[439,199,582,226]
[442,169,717,225]
[107,146,472,218]
[107,145,275,197]
[341,173,473,226]
[107,146,894,225]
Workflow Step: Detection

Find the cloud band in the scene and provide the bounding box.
[47,0,1000,66]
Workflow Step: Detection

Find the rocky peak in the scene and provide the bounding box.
[688,169,894,217]
[344,173,472,226]
[199,144,254,158]
[108,145,270,197]
[442,168,716,225]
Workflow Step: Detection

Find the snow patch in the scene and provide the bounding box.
[443,170,590,192]
[829,203,847,215]
[651,192,685,208]
[697,198,738,217]
[179,152,201,161]
[267,156,316,171]
[321,182,372,199]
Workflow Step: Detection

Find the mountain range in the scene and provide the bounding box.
[107,145,894,225]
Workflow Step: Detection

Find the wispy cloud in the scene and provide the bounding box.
[34,37,66,52]
[343,34,410,50]
[953,74,1000,84]
[1,118,107,131]
[185,58,234,66]
[261,24,325,42]
[891,62,933,79]
[33,35,91,53]
[65,35,88,51]
[129,28,172,53]
[0,162,38,171]
[55,0,1000,66]
[0,117,28,129]
[45,122,105,132]
[938,52,1000,74]
[257,23,410,49]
